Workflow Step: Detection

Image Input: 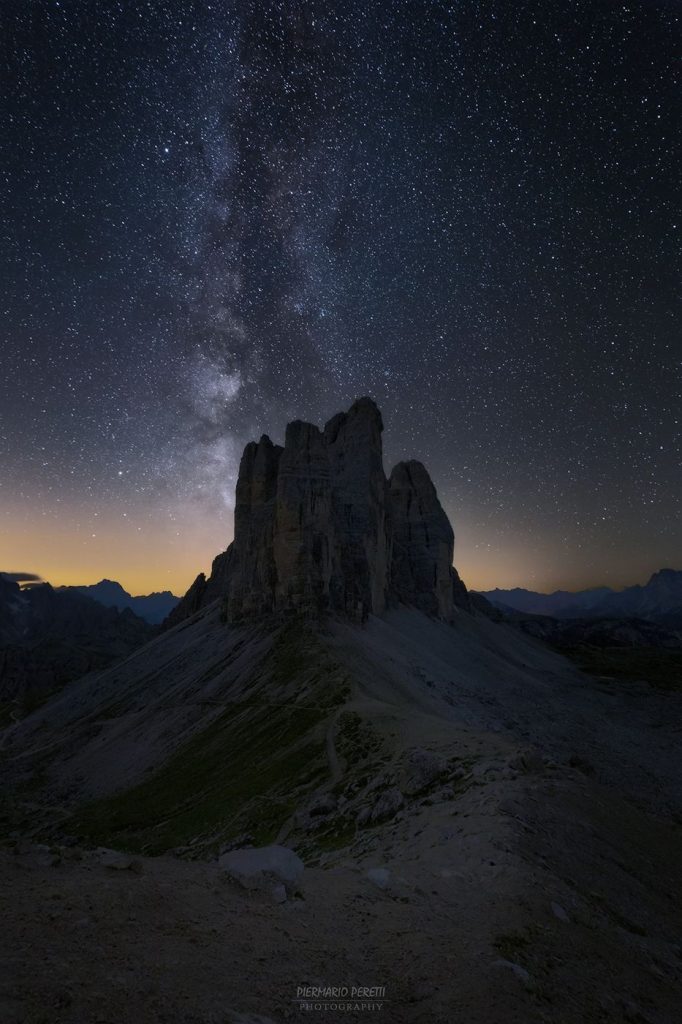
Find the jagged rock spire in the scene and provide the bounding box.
[389,460,457,620]
[169,398,468,625]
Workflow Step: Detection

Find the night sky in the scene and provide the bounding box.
[2,1,680,596]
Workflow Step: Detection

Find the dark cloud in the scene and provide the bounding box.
[0,572,43,583]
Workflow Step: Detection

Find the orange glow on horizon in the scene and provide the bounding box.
[1,501,229,598]
[1,500,671,598]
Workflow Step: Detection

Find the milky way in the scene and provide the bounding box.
[1,1,680,594]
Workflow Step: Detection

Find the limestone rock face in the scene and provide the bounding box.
[163,572,207,630]
[170,398,468,625]
[389,460,456,619]
[325,398,390,618]
[271,419,333,617]
[226,434,282,620]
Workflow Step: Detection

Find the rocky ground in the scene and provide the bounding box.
[2,607,682,1023]
[2,740,682,1024]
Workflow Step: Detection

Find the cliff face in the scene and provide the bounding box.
[170,398,468,625]
[389,460,458,620]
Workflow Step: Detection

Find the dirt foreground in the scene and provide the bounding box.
[2,756,682,1024]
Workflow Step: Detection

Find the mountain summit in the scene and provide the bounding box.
[479,567,682,627]
[169,397,469,626]
[4,402,682,1024]
[62,579,179,625]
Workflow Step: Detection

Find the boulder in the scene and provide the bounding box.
[369,787,404,823]
[270,883,288,904]
[402,748,448,795]
[218,844,304,892]
[366,867,392,890]
[493,959,532,985]
[308,792,338,817]
[97,848,143,872]
[551,901,570,922]
[13,841,60,868]
[510,749,546,774]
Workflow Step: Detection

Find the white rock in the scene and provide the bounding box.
[218,844,304,891]
[494,959,531,984]
[366,867,392,890]
[98,848,135,871]
[270,883,287,904]
[551,901,570,922]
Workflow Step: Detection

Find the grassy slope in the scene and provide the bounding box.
[70,620,350,856]
[560,645,682,691]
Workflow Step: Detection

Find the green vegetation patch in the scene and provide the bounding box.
[563,646,682,692]
[299,815,358,863]
[336,710,383,765]
[72,702,324,854]
[70,619,349,855]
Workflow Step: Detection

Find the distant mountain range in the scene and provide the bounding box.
[4,399,682,1024]
[479,569,682,628]
[60,579,179,624]
[0,576,154,702]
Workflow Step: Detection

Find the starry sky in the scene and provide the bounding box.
[1,0,680,597]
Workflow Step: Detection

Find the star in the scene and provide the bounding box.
[1,0,679,595]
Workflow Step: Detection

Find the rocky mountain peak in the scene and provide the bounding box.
[647,568,681,587]
[171,399,468,625]
[388,460,458,620]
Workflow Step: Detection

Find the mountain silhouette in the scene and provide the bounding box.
[480,568,682,627]
[62,579,179,625]
[0,575,153,703]
[2,400,681,1023]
